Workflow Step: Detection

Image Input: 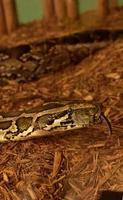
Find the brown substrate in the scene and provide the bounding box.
[1,7,123,200]
[0,36,123,200]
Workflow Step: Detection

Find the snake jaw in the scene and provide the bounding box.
[100,113,112,135]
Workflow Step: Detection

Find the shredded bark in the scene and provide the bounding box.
[1,8,123,200]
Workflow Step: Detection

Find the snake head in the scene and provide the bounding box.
[90,103,112,135]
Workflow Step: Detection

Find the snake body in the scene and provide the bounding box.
[0,100,111,142]
[1,29,123,85]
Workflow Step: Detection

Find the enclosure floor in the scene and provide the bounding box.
[0,8,123,200]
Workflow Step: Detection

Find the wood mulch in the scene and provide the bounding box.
[1,8,123,200]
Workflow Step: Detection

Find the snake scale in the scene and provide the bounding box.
[0,100,111,143]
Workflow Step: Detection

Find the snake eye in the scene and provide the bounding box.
[47,118,54,125]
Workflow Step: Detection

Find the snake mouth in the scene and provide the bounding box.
[100,113,112,135]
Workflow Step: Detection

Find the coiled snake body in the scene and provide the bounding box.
[0,100,111,143]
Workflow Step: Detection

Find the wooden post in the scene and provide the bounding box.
[42,0,56,21]
[96,0,110,18]
[54,0,67,22]
[2,0,18,33]
[66,0,79,20]
[0,1,6,34]
[109,0,118,10]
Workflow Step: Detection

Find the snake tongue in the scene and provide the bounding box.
[100,113,112,135]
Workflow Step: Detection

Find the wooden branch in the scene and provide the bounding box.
[0,1,6,34]
[109,0,119,10]
[42,0,56,21]
[96,0,110,18]
[54,0,67,22]
[66,0,79,20]
[2,0,18,33]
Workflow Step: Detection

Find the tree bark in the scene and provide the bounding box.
[42,0,55,21]
[97,0,110,18]
[0,1,6,34]
[54,0,67,22]
[66,0,79,20]
[2,0,18,33]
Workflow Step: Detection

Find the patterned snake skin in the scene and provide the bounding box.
[0,100,112,142]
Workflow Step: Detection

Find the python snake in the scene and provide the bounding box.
[0,29,117,143]
[0,100,112,143]
[1,29,123,85]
